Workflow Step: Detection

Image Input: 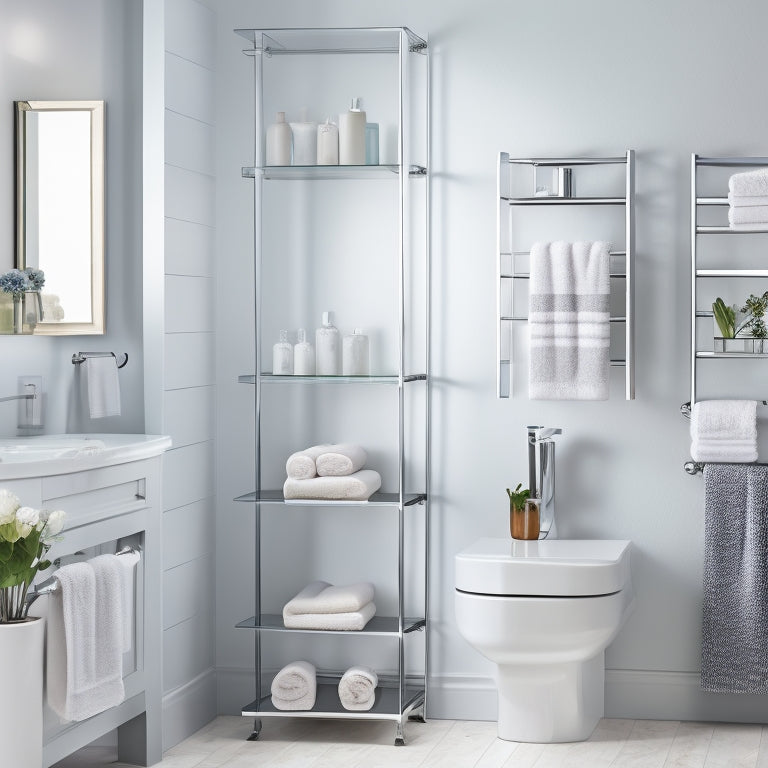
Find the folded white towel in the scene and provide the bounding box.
[285,444,330,480]
[728,223,768,231]
[283,469,382,501]
[727,193,768,207]
[86,355,121,419]
[691,443,758,462]
[116,550,140,652]
[316,444,367,477]
[283,580,375,616]
[270,661,316,710]
[339,666,378,711]
[729,168,768,197]
[528,241,611,400]
[691,400,758,462]
[728,205,768,226]
[283,601,376,631]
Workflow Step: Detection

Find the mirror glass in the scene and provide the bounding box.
[15,100,105,334]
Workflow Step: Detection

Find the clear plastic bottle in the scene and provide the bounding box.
[293,328,315,375]
[315,311,341,375]
[272,329,293,374]
[342,328,370,375]
[266,111,292,166]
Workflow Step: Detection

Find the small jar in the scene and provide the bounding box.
[510,497,540,540]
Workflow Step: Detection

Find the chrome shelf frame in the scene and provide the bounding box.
[497,151,635,400]
[236,615,426,635]
[235,25,430,746]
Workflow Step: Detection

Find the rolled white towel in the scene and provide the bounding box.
[729,168,768,197]
[283,581,374,616]
[338,666,378,711]
[270,661,317,711]
[285,444,330,480]
[284,602,376,631]
[316,444,367,476]
[728,205,768,226]
[727,193,768,207]
[283,470,382,501]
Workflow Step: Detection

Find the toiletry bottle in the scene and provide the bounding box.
[338,97,366,165]
[266,111,292,166]
[293,327,315,375]
[315,311,341,375]
[272,329,293,374]
[342,328,370,375]
[365,123,379,165]
[290,108,317,166]
[317,118,339,165]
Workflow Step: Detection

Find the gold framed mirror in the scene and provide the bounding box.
[15,100,105,335]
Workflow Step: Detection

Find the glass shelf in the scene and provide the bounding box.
[503,196,626,206]
[241,164,425,180]
[238,373,427,384]
[236,614,425,635]
[234,490,427,506]
[234,27,427,55]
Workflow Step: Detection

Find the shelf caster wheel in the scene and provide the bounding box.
[394,721,406,746]
[247,718,262,741]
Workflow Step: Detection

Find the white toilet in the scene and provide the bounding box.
[455,538,634,743]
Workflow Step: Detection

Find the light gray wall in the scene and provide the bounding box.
[0,0,144,436]
[211,0,768,723]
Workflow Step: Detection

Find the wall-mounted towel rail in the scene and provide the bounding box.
[497,151,635,399]
[681,400,768,420]
[684,460,768,475]
[72,351,128,369]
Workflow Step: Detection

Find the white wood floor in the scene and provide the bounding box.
[53,716,768,768]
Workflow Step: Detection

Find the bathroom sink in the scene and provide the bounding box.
[0,437,106,462]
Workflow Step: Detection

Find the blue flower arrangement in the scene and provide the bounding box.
[0,268,45,297]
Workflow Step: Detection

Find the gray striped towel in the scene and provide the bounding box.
[528,241,611,400]
[702,463,768,693]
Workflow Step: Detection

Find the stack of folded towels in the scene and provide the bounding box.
[271,661,317,711]
[728,168,768,229]
[283,580,376,631]
[338,666,378,711]
[283,443,382,501]
[690,399,758,463]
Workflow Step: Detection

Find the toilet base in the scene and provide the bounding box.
[495,652,604,743]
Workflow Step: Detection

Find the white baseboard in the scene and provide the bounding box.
[163,669,218,751]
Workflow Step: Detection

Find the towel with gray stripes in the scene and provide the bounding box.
[528,241,611,400]
[701,463,768,693]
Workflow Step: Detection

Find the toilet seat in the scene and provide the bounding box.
[455,538,631,597]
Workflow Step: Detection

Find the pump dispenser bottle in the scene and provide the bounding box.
[266,112,292,166]
[293,328,315,375]
[315,311,341,375]
[272,329,293,374]
[339,98,366,165]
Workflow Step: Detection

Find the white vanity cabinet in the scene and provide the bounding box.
[0,433,170,767]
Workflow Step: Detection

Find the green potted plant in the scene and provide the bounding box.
[712,297,751,353]
[741,292,768,353]
[506,483,539,540]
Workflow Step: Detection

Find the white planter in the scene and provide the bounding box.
[0,617,44,768]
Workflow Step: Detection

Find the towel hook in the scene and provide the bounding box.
[72,352,128,369]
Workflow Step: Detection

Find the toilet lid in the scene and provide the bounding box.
[455,538,632,597]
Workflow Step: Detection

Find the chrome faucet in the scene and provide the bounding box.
[0,384,40,430]
[527,426,562,539]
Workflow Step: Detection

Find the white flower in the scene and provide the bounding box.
[15,506,39,537]
[42,509,65,538]
[0,489,20,525]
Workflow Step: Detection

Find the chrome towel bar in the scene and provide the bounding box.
[72,351,128,369]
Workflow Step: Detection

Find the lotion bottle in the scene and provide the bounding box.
[272,329,293,374]
[293,327,315,375]
[342,328,370,375]
[315,311,341,375]
[339,97,366,165]
[317,118,339,165]
[266,112,292,166]
[290,108,317,166]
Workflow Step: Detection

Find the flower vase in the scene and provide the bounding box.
[15,291,41,334]
[0,616,44,768]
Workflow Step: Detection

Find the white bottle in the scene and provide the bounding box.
[290,108,317,166]
[342,328,370,375]
[266,111,292,166]
[272,329,293,374]
[293,328,315,375]
[338,97,366,165]
[315,311,341,375]
[317,118,339,165]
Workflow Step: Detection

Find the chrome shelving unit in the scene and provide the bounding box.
[497,151,635,400]
[233,26,429,747]
[689,155,768,405]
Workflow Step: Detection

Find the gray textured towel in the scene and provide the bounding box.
[702,463,768,693]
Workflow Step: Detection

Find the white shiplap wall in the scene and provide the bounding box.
[162,0,217,749]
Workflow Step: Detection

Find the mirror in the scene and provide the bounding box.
[15,100,105,334]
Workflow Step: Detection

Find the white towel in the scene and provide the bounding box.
[46,558,125,722]
[338,666,378,711]
[283,469,382,501]
[86,356,121,418]
[528,241,611,400]
[729,168,768,197]
[283,602,377,631]
[270,661,316,710]
[116,551,140,652]
[286,444,330,480]
[691,400,758,463]
[727,193,768,207]
[316,444,367,476]
[728,205,768,226]
[283,580,375,616]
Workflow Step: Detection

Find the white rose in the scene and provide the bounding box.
[42,509,65,538]
[0,489,20,525]
[15,506,39,537]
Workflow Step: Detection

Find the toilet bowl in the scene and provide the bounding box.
[455,538,634,743]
